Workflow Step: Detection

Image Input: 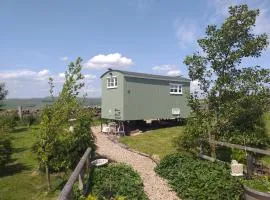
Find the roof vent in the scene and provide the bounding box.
[108,68,112,71]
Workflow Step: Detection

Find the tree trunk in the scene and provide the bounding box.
[45,164,51,191]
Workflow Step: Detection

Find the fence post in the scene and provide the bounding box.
[246,154,253,179]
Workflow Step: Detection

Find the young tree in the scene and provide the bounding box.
[0,83,8,107]
[0,83,11,169]
[176,5,270,153]
[34,57,95,190]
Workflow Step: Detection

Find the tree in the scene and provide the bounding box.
[0,83,8,107]
[176,5,270,153]
[0,83,11,169]
[34,57,95,190]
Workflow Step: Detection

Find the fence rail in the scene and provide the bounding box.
[58,147,92,200]
[200,140,270,178]
[209,140,270,156]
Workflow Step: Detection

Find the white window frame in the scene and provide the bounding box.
[169,83,183,95]
[107,76,118,89]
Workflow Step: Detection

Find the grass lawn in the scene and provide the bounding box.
[0,126,64,200]
[119,126,184,159]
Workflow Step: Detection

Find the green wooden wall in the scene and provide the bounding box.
[101,71,124,120]
[101,71,191,121]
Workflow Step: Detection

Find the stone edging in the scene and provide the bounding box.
[103,133,160,164]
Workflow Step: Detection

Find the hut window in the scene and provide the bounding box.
[170,84,182,94]
[107,76,118,88]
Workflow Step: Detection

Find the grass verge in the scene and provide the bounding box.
[0,126,64,200]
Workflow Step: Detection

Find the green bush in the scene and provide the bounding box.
[90,163,148,200]
[0,133,12,169]
[21,114,39,127]
[155,154,243,200]
[0,115,13,169]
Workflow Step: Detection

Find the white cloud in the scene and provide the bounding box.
[84,74,96,80]
[152,64,176,71]
[167,70,181,76]
[0,69,50,80]
[58,73,65,78]
[60,56,69,61]
[85,53,134,69]
[1,69,99,98]
[38,69,50,77]
[174,19,198,48]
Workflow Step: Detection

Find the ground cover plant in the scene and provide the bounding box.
[155,154,243,200]
[90,163,148,200]
[242,176,270,192]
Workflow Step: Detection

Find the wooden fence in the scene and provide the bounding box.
[58,147,92,200]
[200,140,270,178]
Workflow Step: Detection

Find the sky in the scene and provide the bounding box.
[0,0,270,98]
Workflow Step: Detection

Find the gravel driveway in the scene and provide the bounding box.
[91,126,179,200]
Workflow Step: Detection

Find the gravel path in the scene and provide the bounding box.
[91,126,179,200]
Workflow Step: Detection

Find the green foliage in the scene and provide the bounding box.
[231,149,247,163]
[21,114,39,127]
[85,194,98,200]
[178,4,270,153]
[155,154,243,200]
[0,114,15,168]
[0,133,11,169]
[0,82,8,107]
[91,163,148,200]
[34,57,95,189]
[242,176,270,192]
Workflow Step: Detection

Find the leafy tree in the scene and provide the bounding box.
[0,83,11,169]
[176,5,270,153]
[0,83,8,107]
[34,57,95,190]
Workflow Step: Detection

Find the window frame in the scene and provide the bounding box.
[169,83,183,95]
[107,76,118,89]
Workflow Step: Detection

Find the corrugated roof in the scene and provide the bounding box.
[100,69,190,82]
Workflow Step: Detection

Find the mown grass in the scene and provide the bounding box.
[119,126,184,159]
[0,126,64,200]
[119,113,270,161]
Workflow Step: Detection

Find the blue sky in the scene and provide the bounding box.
[0,0,270,98]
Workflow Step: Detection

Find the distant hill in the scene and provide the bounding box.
[1,97,101,109]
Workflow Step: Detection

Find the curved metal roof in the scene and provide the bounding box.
[100,69,190,82]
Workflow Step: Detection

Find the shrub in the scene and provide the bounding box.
[0,115,13,169]
[90,163,148,200]
[0,133,12,169]
[155,154,243,200]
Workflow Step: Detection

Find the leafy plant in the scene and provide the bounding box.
[177,4,270,154]
[33,57,95,190]
[90,163,148,200]
[0,132,12,169]
[155,154,243,199]
[242,176,270,192]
